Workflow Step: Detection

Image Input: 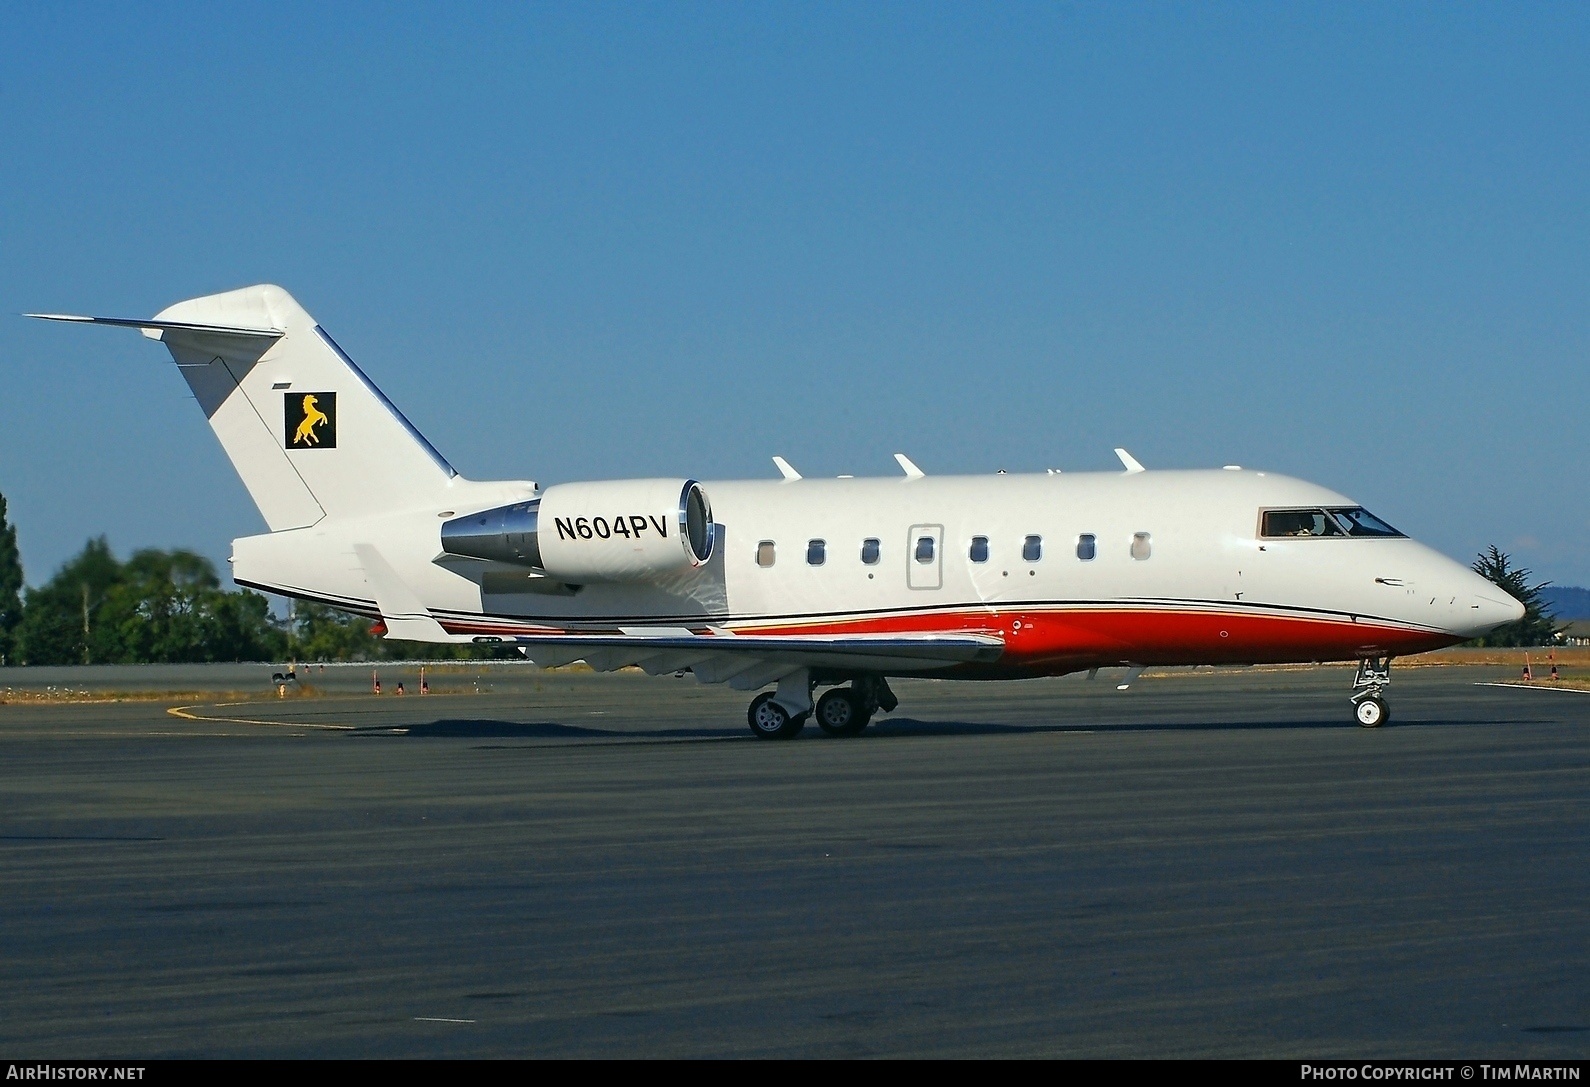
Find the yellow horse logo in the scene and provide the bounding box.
[293,394,330,446]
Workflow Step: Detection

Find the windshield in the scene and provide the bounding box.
[1327,507,1405,537]
[1261,507,1406,539]
[1261,509,1344,538]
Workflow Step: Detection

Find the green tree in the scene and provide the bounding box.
[1471,546,1561,647]
[0,492,22,665]
[13,537,122,664]
[292,601,387,661]
[208,589,290,662]
[13,539,288,664]
[287,600,508,661]
[95,549,287,663]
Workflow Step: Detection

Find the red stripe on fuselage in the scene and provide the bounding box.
[745,606,1455,671]
[442,603,1458,678]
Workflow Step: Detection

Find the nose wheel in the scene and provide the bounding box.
[1354,696,1389,728]
[1350,657,1392,728]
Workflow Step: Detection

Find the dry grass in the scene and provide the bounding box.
[0,680,499,705]
[0,688,272,705]
[1408,646,1590,667]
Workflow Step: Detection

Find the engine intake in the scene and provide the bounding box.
[441,479,714,583]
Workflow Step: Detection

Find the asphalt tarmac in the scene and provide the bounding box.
[1,663,1587,1058]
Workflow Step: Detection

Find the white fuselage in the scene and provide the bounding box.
[233,466,1518,678]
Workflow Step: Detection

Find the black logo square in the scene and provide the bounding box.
[285,392,337,449]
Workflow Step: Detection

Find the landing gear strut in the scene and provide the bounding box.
[1350,656,1392,728]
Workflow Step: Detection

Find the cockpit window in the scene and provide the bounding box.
[1261,509,1344,538]
[1260,507,1406,539]
[1327,507,1405,538]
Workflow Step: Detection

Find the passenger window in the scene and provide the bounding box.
[861,538,880,565]
[756,541,776,567]
[1023,535,1042,562]
[806,539,826,566]
[1131,532,1152,560]
[915,536,936,564]
[1076,534,1096,561]
[969,536,989,563]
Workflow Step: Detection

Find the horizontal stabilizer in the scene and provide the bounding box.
[25,313,283,339]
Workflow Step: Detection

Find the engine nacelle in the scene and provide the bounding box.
[441,478,714,584]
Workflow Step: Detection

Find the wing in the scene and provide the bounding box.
[510,630,1005,690]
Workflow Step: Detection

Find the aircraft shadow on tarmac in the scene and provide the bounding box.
[351,719,735,741]
[344,714,1523,742]
[869,716,1509,736]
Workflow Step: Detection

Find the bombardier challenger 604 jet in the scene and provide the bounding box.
[31,285,1523,735]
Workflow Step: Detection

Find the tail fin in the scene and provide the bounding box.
[31,285,457,530]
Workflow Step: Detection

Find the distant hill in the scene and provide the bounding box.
[1542,586,1590,620]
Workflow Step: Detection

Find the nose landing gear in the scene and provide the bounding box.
[1350,657,1392,728]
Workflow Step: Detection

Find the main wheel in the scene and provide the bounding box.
[1354,696,1389,728]
[815,688,870,737]
[748,692,805,740]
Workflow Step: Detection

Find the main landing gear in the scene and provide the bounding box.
[748,691,806,739]
[747,674,898,741]
[1351,656,1392,728]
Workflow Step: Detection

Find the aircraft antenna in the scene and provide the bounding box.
[893,453,926,479]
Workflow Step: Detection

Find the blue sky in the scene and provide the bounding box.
[2,3,1586,588]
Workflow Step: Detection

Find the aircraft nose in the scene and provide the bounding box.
[1474,590,1526,629]
[1454,579,1526,638]
[1437,561,1526,638]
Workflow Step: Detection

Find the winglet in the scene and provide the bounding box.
[771,456,802,481]
[894,453,926,479]
[1114,448,1146,474]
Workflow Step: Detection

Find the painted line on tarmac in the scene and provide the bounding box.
[1474,682,1590,695]
[167,704,356,731]
[414,1016,476,1024]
